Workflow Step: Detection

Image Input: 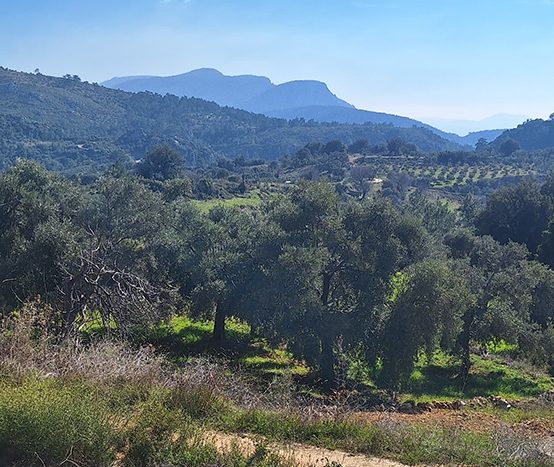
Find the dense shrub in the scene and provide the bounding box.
[0,380,117,466]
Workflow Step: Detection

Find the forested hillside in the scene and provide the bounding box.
[0,67,460,174]
[494,116,554,151]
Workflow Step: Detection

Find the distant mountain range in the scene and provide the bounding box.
[0,67,462,174]
[103,69,352,113]
[103,69,506,146]
[424,114,529,136]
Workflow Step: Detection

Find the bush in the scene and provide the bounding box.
[0,380,117,466]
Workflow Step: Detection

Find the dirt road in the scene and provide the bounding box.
[204,431,406,466]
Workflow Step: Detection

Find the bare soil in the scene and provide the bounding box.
[203,431,406,467]
[353,408,554,438]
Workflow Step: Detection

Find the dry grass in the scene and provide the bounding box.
[0,301,166,386]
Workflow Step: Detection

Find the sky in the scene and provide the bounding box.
[1,0,554,133]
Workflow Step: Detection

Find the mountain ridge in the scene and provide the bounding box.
[103,68,353,114]
[102,69,502,146]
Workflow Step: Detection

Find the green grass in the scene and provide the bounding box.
[139,316,308,379]
[0,379,117,466]
[138,315,249,353]
[3,376,544,467]
[403,352,554,402]
[4,319,554,467]
[216,406,546,466]
[192,190,262,213]
[142,317,553,402]
[5,367,553,467]
[239,345,309,377]
[0,377,292,467]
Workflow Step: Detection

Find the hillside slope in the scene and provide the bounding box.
[493,117,554,151]
[0,67,460,173]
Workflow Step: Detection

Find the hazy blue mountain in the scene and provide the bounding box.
[103,69,507,147]
[242,81,352,113]
[102,75,155,88]
[425,114,528,136]
[104,69,350,113]
[103,68,273,108]
[459,129,505,146]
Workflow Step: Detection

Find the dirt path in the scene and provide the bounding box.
[203,431,406,467]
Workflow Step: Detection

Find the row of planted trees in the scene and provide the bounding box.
[1,159,554,390]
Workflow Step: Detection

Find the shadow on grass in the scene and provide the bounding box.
[406,355,552,400]
[139,318,250,357]
[100,317,553,400]
[134,316,308,380]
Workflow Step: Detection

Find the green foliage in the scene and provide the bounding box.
[2,161,554,397]
[538,218,554,269]
[0,380,117,466]
[246,182,429,387]
[494,117,554,152]
[475,180,553,253]
[0,160,83,311]
[499,138,521,156]
[0,160,180,332]
[380,260,472,389]
[404,191,457,236]
[137,144,184,180]
[0,377,291,467]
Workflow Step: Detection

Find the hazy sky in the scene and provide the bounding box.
[2,0,554,129]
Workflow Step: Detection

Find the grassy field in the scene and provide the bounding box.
[406,352,554,402]
[136,316,310,381]
[192,190,263,213]
[0,376,297,467]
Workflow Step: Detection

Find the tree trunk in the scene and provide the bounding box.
[320,333,336,389]
[213,301,226,346]
[61,279,84,338]
[319,272,336,389]
[458,309,475,389]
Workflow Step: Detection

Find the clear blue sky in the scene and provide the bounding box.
[2,0,554,130]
